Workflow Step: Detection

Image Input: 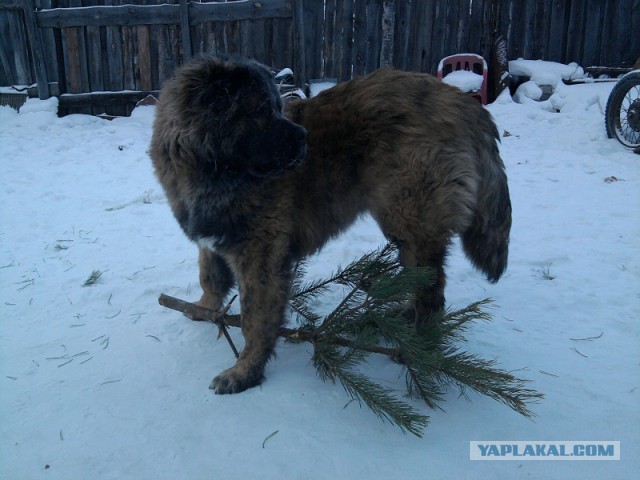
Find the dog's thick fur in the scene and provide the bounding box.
[150,56,512,394]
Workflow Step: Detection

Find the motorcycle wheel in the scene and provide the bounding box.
[605,70,640,149]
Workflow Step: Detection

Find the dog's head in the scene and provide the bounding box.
[161,55,307,178]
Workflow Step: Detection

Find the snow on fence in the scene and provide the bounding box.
[1,0,638,116]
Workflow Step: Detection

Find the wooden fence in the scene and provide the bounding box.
[1,0,639,115]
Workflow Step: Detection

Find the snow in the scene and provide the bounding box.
[1,70,639,479]
[442,69,484,93]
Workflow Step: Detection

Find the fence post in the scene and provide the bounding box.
[180,0,192,61]
[22,0,49,99]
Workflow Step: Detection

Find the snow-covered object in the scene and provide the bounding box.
[441,69,484,93]
[513,80,543,103]
[509,59,585,87]
[274,67,293,80]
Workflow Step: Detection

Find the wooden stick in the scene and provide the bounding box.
[157,294,400,357]
[158,294,301,336]
[158,294,242,358]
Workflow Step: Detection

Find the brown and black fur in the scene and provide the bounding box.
[150,55,512,394]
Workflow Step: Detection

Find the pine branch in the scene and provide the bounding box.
[158,242,544,437]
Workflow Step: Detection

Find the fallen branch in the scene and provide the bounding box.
[157,293,398,356]
[159,294,294,335]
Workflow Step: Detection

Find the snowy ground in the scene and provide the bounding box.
[1,76,638,479]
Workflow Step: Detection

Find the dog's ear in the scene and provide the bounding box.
[169,57,241,116]
[189,77,236,114]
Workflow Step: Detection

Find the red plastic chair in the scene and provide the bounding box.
[437,53,488,105]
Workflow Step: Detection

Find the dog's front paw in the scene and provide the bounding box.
[209,363,264,394]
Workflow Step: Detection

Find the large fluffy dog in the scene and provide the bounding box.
[150,56,511,394]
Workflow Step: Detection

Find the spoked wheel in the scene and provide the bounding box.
[605,71,640,150]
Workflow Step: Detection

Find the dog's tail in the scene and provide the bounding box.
[461,134,512,283]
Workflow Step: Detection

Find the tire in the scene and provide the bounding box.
[605,71,640,149]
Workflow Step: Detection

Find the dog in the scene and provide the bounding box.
[150,55,512,394]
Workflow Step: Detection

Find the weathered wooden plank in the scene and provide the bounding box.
[352,0,367,77]
[190,0,293,24]
[342,0,355,80]
[454,0,471,53]
[522,1,537,59]
[156,24,174,87]
[37,4,180,28]
[170,23,183,70]
[59,89,160,108]
[484,0,497,61]
[379,0,395,67]
[429,0,446,72]
[564,0,586,62]
[105,25,124,91]
[334,0,354,81]
[24,0,53,95]
[36,0,59,88]
[582,0,604,66]
[414,0,435,73]
[547,0,569,63]
[62,27,81,93]
[630,0,640,67]
[365,0,383,73]
[136,25,152,91]
[292,0,306,86]
[310,0,324,78]
[228,21,242,55]
[539,0,554,61]
[122,26,136,90]
[148,24,161,90]
[269,17,292,70]
[503,0,523,59]
[3,8,29,85]
[321,0,336,77]
[85,25,104,91]
[442,0,459,57]
[391,0,410,70]
[614,0,632,66]
[0,13,15,85]
[244,19,266,61]
[37,1,291,29]
[466,0,483,53]
[179,0,192,60]
[0,0,24,11]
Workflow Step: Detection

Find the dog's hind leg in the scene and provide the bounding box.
[395,238,449,326]
[372,202,452,327]
[196,247,235,311]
